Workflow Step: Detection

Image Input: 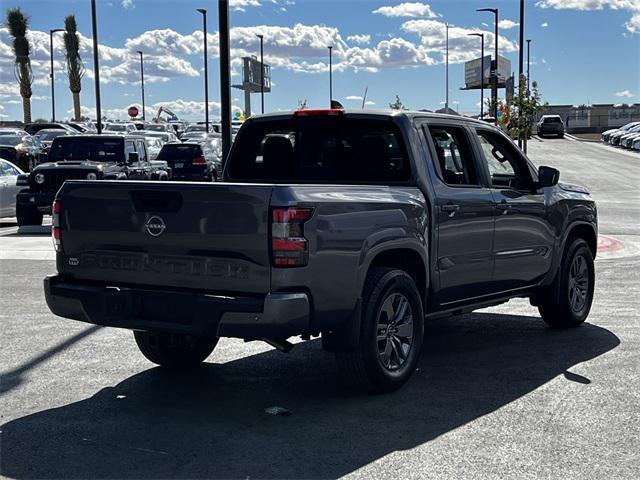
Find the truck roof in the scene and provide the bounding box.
[244,109,495,129]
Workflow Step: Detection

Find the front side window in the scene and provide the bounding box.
[475,130,534,190]
[425,125,478,186]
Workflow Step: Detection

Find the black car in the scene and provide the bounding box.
[34,129,74,159]
[16,135,157,226]
[537,115,565,138]
[0,134,43,172]
[24,122,77,136]
[155,141,220,181]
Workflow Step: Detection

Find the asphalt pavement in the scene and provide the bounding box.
[0,137,638,479]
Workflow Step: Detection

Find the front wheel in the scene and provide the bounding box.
[134,331,218,367]
[538,238,595,328]
[335,268,424,393]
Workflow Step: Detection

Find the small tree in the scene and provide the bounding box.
[63,15,85,122]
[5,8,33,124]
[506,75,547,140]
[389,95,408,110]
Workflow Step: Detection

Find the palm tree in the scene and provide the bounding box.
[63,15,85,121]
[5,8,33,124]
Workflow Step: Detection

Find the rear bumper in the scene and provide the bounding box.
[17,190,55,212]
[44,274,311,339]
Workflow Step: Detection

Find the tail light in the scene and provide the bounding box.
[52,199,62,253]
[192,155,207,165]
[271,207,313,267]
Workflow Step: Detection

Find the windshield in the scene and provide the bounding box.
[157,144,202,160]
[228,116,410,183]
[543,117,562,123]
[105,124,127,131]
[36,131,68,140]
[145,124,166,132]
[0,136,23,146]
[48,137,124,163]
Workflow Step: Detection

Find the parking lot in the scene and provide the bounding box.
[1,136,639,479]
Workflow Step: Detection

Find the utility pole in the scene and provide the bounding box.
[527,39,531,95]
[197,8,209,132]
[136,50,145,121]
[518,0,525,148]
[328,45,333,106]
[91,0,102,133]
[445,24,449,112]
[218,0,231,162]
[49,28,64,122]
[256,34,264,114]
[477,7,499,125]
[468,33,485,120]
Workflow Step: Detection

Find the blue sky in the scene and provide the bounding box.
[1,0,639,121]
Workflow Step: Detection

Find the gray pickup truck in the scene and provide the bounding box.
[44,110,597,392]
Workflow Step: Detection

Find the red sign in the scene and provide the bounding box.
[128,106,139,118]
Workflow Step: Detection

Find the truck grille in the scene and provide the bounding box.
[34,171,89,193]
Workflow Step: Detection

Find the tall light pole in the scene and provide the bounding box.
[526,39,531,95]
[445,24,449,112]
[328,45,333,106]
[477,7,498,125]
[468,33,485,120]
[517,0,525,148]
[197,8,209,132]
[256,34,264,114]
[91,0,102,133]
[136,50,145,121]
[218,0,232,163]
[49,28,64,122]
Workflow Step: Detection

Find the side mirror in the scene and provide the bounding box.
[537,165,560,188]
[127,152,139,164]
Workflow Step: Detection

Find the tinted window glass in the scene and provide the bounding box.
[475,130,534,189]
[157,144,203,160]
[48,137,124,163]
[228,117,410,183]
[426,126,478,186]
[0,136,23,146]
[543,117,562,123]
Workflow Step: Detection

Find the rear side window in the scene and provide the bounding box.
[48,138,124,163]
[157,144,203,160]
[228,117,410,183]
[425,125,478,186]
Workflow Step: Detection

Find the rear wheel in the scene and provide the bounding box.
[16,204,43,226]
[134,331,218,367]
[335,268,424,393]
[538,238,594,328]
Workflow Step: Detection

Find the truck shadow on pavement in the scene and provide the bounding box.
[1,312,619,479]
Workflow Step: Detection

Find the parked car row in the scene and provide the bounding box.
[601,122,640,150]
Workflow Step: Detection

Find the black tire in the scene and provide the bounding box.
[538,238,595,328]
[559,133,565,138]
[134,331,218,367]
[16,204,43,226]
[335,268,424,393]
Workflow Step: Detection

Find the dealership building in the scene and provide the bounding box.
[539,103,640,133]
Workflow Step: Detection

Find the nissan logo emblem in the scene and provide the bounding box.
[145,216,166,237]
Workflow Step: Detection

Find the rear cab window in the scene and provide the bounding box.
[157,144,203,162]
[48,137,124,163]
[227,115,410,184]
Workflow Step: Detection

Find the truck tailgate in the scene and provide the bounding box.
[57,181,272,294]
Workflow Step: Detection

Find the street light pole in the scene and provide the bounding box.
[328,45,333,106]
[218,0,232,163]
[445,24,449,112]
[526,39,531,95]
[49,28,64,122]
[90,0,102,133]
[477,7,499,125]
[518,0,525,148]
[468,33,484,120]
[256,34,264,114]
[197,8,209,132]
[136,50,145,121]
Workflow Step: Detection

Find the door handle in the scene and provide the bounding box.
[496,201,511,214]
[441,204,460,217]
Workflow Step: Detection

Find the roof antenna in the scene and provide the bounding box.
[361,86,368,109]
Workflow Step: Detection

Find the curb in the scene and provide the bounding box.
[565,133,602,143]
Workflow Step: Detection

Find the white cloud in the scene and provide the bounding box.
[365,101,376,105]
[347,34,371,45]
[541,22,549,27]
[231,0,262,12]
[498,19,520,29]
[536,0,640,33]
[373,2,439,18]
[345,95,363,101]
[121,0,134,10]
[614,89,635,97]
